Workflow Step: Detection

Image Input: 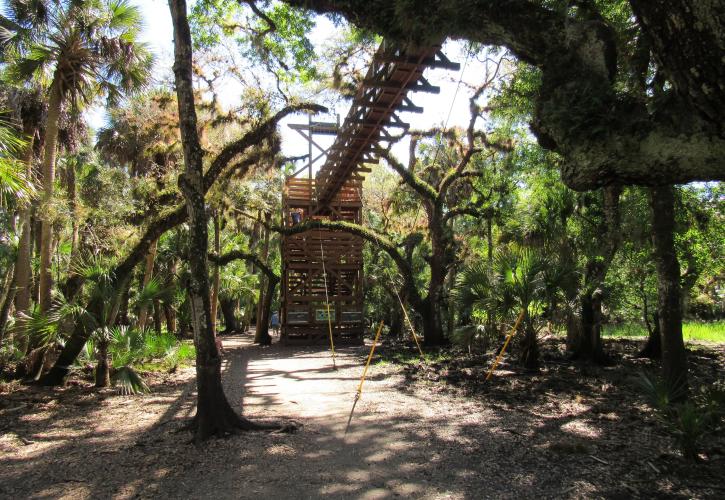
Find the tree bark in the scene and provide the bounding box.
[137,238,158,330]
[66,158,80,270]
[572,186,621,362]
[219,298,238,334]
[95,338,110,388]
[210,212,221,336]
[254,277,277,345]
[649,185,687,396]
[628,1,725,129]
[254,215,272,344]
[153,299,163,334]
[14,130,35,353]
[169,0,281,440]
[164,302,177,335]
[38,83,62,313]
[0,265,16,344]
[574,291,606,363]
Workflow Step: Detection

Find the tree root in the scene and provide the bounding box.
[186,407,301,444]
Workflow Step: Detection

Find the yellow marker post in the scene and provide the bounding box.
[319,239,336,369]
[345,320,385,434]
[485,309,526,382]
[388,270,425,361]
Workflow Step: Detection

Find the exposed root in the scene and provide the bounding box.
[189,407,301,443]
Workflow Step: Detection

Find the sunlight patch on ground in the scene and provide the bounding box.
[560,419,602,439]
[265,443,297,456]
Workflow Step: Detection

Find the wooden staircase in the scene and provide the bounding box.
[280,40,459,345]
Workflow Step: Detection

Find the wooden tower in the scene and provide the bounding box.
[281,176,365,344]
[280,41,459,345]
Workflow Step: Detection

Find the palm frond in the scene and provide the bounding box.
[112,365,149,395]
[135,276,174,310]
[107,0,142,32]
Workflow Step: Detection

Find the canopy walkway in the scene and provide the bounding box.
[281,41,459,345]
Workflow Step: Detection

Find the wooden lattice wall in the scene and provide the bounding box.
[280,178,364,344]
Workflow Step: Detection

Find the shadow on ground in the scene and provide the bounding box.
[0,333,722,499]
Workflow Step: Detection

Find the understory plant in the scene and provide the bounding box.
[454,245,554,369]
[82,325,194,394]
[637,371,725,460]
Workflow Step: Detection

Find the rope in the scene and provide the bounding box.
[345,319,385,435]
[319,237,336,369]
[387,269,424,360]
[411,44,472,229]
[485,308,526,382]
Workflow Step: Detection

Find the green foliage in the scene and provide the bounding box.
[23,294,93,348]
[80,325,195,393]
[112,365,149,395]
[134,276,174,313]
[3,0,153,106]
[637,372,724,460]
[493,245,547,319]
[603,321,725,343]
[190,0,319,84]
[0,117,33,206]
[491,63,542,123]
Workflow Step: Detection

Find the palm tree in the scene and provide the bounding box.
[0,116,32,205]
[455,246,553,369]
[493,246,548,370]
[2,0,153,313]
[0,115,33,343]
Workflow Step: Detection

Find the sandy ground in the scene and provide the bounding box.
[1,333,723,499]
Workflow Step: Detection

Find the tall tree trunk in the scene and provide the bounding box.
[574,291,606,362]
[38,83,62,313]
[573,186,621,362]
[169,0,275,439]
[420,305,444,346]
[66,159,80,269]
[164,302,177,335]
[14,131,35,353]
[118,283,130,325]
[210,212,220,336]
[219,298,237,334]
[649,185,687,396]
[423,211,448,346]
[254,278,277,345]
[153,299,163,334]
[254,214,271,341]
[137,239,158,330]
[0,265,16,344]
[95,338,110,388]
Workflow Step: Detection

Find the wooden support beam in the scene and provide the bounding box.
[374,52,461,71]
[361,78,440,94]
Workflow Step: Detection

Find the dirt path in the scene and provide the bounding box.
[1,333,722,499]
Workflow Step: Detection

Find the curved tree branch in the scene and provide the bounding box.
[281,0,725,188]
[204,103,326,190]
[209,250,280,283]
[378,148,437,201]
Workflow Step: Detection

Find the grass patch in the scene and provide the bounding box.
[376,348,454,366]
[136,342,195,372]
[603,321,725,343]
